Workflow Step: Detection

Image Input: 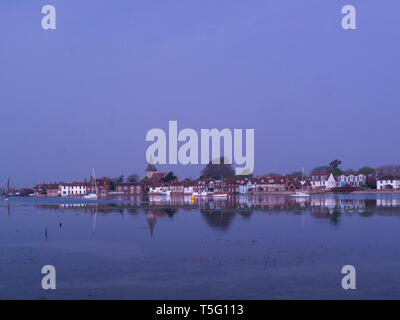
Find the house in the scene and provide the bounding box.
[182,180,207,194]
[145,163,167,182]
[220,178,239,194]
[255,176,287,192]
[46,183,60,197]
[337,174,367,187]
[33,184,48,197]
[310,173,336,190]
[168,181,185,195]
[377,176,400,190]
[60,182,88,196]
[148,182,170,195]
[115,182,142,195]
[237,178,256,194]
[88,177,110,196]
[287,180,303,192]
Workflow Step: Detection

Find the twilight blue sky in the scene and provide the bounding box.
[0,1,399,187]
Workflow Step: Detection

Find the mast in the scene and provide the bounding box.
[300,167,305,192]
[5,178,10,195]
[92,168,96,194]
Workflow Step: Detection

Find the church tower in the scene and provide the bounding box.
[145,156,157,179]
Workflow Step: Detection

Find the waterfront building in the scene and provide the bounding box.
[337,174,367,187]
[115,182,143,195]
[254,176,287,192]
[237,178,256,194]
[60,182,88,196]
[377,176,400,190]
[46,183,60,197]
[88,177,110,196]
[310,173,337,189]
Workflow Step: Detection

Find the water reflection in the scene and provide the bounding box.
[16,194,399,234]
[1,194,400,299]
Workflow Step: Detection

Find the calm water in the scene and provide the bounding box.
[0,194,399,300]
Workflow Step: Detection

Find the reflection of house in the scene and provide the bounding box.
[338,174,366,187]
[310,173,336,189]
[377,198,400,207]
[377,176,400,190]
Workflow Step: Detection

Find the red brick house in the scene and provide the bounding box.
[115,182,143,195]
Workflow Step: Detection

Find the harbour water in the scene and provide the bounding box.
[0,194,399,299]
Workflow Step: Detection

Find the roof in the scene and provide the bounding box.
[145,163,157,172]
[60,182,88,187]
[378,175,400,180]
[311,173,331,176]
[150,172,167,182]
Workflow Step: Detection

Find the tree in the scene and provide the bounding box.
[104,175,124,190]
[376,165,400,178]
[289,171,303,180]
[358,167,375,175]
[332,167,343,177]
[201,157,235,179]
[160,172,177,183]
[126,174,140,183]
[266,173,282,178]
[311,166,332,174]
[329,159,343,176]
[235,172,253,180]
[114,175,124,184]
[104,177,115,190]
[330,159,342,169]
[344,168,357,175]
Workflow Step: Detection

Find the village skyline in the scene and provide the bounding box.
[3,153,400,190]
[4,159,400,197]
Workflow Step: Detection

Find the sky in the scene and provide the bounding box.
[0,0,399,187]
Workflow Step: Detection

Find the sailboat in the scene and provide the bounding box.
[290,167,310,197]
[4,178,10,201]
[84,169,98,200]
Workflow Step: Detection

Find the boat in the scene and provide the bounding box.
[290,167,310,198]
[192,191,210,197]
[160,190,171,196]
[84,193,98,200]
[3,178,11,201]
[210,192,228,198]
[84,169,98,200]
[290,191,310,197]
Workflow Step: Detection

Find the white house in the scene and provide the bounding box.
[310,173,337,190]
[337,174,367,187]
[377,176,400,190]
[60,182,87,196]
[238,179,256,194]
